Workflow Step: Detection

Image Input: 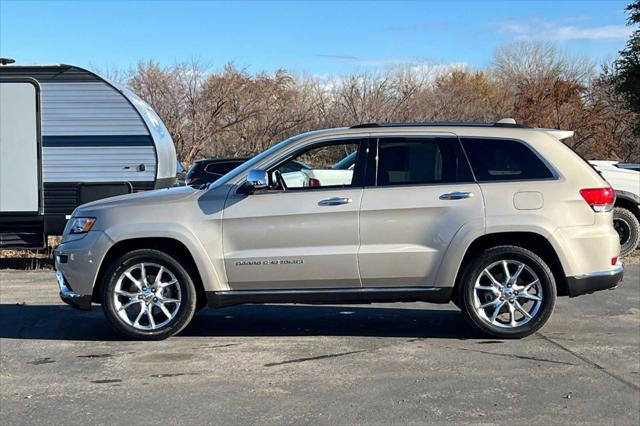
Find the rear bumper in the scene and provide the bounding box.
[566,264,624,297]
[56,270,92,310]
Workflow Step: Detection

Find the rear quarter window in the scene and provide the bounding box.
[461,138,554,182]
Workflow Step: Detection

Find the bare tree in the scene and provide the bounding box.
[119,41,638,166]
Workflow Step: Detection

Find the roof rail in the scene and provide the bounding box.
[350,120,528,129]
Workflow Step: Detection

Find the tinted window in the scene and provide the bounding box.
[616,163,640,172]
[205,161,244,176]
[376,137,467,186]
[272,142,360,189]
[185,162,201,179]
[461,138,553,181]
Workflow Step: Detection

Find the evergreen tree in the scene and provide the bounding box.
[615,1,640,128]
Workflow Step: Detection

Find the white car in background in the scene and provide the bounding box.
[282,151,356,188]
[590,160,640,256]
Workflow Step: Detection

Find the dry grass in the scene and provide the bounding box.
[0,237,59,270]
[624,250,640,265]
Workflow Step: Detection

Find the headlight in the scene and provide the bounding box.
[69,217,96,234]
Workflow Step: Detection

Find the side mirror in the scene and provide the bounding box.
[239,169,269,194]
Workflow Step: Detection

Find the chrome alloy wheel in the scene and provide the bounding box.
[472,260,543,328]
[113,263,181,331]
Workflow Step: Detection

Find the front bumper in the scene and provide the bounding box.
[566,264,624,297]
[54,230,113,309]
[56,270,92,310]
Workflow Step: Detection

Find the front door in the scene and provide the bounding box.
[222,139,368,290]
[358,135,484,287]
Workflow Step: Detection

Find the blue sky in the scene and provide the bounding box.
[0,0,634,76]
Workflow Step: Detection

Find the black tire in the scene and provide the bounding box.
[101,249,197,340]
[613,207,640,257]
[458,245,556,339]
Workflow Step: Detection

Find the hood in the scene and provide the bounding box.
[74,185,199,214]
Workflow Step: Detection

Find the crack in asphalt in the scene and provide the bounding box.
[27,357,56,365]
[264,350,366,367]
[78,353,113,358]
[537,332,640,391]
[150,372,202,378]
[441,346,576,366]
[193,343,240,350]
[91,379,122,384]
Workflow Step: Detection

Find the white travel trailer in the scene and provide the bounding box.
[0,60,177,248]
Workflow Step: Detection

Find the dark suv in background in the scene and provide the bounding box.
[185,158,249,186]
[185,157,311,186]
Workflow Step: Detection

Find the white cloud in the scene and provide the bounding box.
[316,55,468,72]
[317,54,425,67]
[497,19,632,41]
[548,25,632,40]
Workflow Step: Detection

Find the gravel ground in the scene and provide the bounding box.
[0,266,638,425]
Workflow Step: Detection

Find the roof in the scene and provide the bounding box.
[351,121,527,129]
[0,64,102,82]
[347,120,574,140]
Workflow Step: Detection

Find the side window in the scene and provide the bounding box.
[461,138,553,181]
[271,142,360,189]
[376,137,465,186]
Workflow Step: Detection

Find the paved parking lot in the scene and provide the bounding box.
[0,266,639,425]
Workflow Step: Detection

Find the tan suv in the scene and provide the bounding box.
[55,121,623,340]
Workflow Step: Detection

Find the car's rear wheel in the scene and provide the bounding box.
[459,245,556,339]
[101,249,197,340]
[613,207,640,257]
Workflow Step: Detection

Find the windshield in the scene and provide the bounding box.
[209,133,310,188]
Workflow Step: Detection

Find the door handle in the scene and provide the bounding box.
[439,191,474,200]
[318,197,352,206]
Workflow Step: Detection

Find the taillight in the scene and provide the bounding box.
[579,187,615,212]
[308,178,321,187]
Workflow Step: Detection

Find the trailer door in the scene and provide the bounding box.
[0,80,40,213]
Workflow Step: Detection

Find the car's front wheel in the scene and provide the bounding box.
[101,249,197,340]
[459,245,556,339]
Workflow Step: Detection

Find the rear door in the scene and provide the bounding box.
[358,134,484,287]
[0,80,40,214]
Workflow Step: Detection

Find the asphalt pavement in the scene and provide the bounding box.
[0,266,638,425]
